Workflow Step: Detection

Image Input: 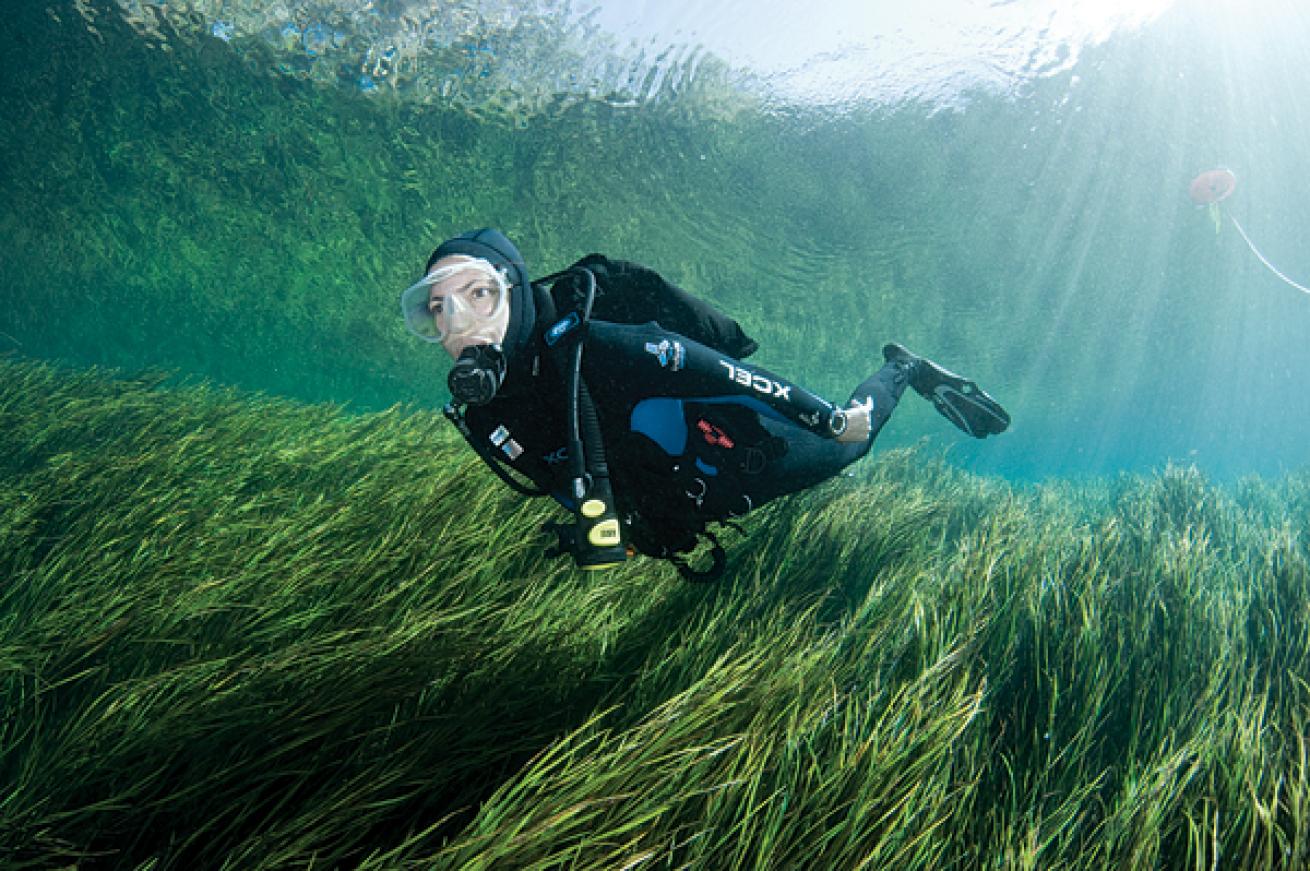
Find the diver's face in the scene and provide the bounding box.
[426,255,511,359]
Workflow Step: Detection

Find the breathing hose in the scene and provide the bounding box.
[554,267,627,569]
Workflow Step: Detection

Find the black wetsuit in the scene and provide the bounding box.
[461,255,909,557]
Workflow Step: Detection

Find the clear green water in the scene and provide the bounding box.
[4,6,1310,866]
[2,0,1309,482]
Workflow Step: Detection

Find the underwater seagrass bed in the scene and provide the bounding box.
[2,355,1310,868]
[3,0,1310,866]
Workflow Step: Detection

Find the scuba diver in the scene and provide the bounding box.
[401,228,1010,581]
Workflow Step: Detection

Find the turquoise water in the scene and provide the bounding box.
[2,0,1309,482]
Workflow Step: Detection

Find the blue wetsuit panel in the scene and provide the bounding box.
[630,398,687,456]
[629,395,792,461]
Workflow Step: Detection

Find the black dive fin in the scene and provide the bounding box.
[883,343,1011,438]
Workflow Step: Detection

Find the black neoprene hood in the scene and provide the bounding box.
[426,228,536,368]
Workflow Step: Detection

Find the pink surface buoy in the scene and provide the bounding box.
[1189,168,1237,205]
[1189,166,1310,297]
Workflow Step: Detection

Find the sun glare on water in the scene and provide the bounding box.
[585,0,1180,107]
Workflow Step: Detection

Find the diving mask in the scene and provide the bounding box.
[400,258,510,345]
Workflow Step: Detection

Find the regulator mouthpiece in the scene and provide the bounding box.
[448,344,506,406]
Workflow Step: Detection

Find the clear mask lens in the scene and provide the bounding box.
[400,259,509,343]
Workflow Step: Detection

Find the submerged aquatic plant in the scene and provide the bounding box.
[1,356,1309,868]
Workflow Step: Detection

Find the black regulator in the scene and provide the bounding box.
[447,343,507,406]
